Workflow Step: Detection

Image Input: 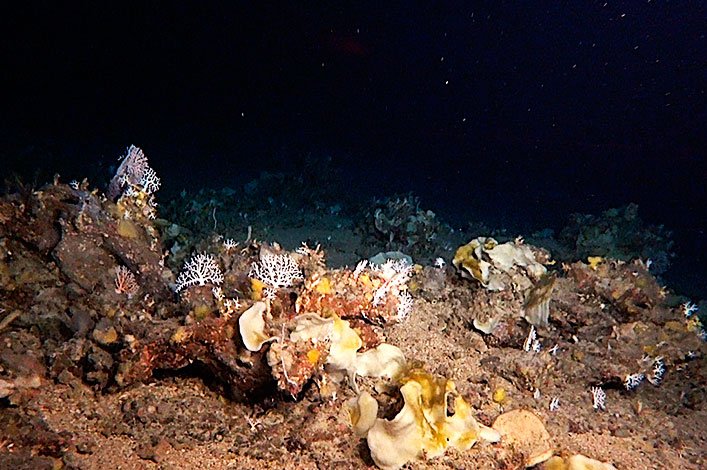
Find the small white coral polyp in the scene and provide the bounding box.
[175,253,224,292]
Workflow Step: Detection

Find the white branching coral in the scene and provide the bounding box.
[222,298,241,314]
[140,166,161,194]
[250,251,303,289]
[353,260,368,279]
[532,340,542,353]
[212,286,224,300]
[682,301,698,318]
[295,242,323,258]
[647,356,665,386]
[372,259,412,306]
[624,373,645,391]
[591,387,606,411]
[364,258,415,323]
[223,238,238,250]
[175,253,224,292]
[211,287,241,317]
[523,325,541,353]
[376,259,412,282]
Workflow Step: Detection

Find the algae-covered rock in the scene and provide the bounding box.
[355,343,406,379]
[363,368,500,470]
[523,274,557,327]
[558,203,673,275]
[453,237,548,291]
[348,391,379,437]
[363,193,450,260]
[542,454,618,470]
[92,318,119,346]
[238,301,274,352]
[493,409,553,467]
[368,251,413,267]
[284,313,405,381]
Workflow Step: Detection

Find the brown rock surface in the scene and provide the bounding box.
[493,409,554,467]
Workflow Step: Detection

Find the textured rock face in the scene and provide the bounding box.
[492,409,553,467]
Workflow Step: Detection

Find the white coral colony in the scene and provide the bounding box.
[175,253,223,292]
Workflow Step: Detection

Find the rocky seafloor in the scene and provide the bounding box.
[0,148,705,469]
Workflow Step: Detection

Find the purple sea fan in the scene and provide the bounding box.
[107,145,150,200]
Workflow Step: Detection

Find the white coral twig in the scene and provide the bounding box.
[353,260,368,279]
[683,302,698,318]
[624,373,644,391]
[523,325,537,352]
[647,356,665,386]
[591,387,606,410]
[396,290,413,321]
[223,238,238,250]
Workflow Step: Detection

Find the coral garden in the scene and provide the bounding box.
[0,147,705,469]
